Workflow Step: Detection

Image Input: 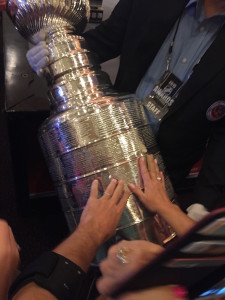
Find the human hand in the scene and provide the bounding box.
[53,179,131,272]
[0,220,20,299]
[32,29,48,45]
[79,179,131,246]
[26,29,49,76]
[128,155,195,238]
[26,41,49,76]
[128,154,171,214]
[96,239,163,296]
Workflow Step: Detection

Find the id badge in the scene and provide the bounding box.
[143,71,182,121]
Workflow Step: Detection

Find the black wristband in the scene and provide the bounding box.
[9,251,86,300]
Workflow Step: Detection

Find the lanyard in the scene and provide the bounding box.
[166,12,225,75]
[166,16,182,71]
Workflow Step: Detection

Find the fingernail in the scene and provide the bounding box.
[172,286,188,298]
[111,178,117,183]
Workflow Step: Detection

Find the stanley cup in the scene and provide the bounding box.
[6,0,177,257]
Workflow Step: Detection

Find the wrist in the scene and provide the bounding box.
[76,222,104,249]
[54,223,103,272]
[155,194,174,215]
[10,252,86,300]
[77,221,107,248]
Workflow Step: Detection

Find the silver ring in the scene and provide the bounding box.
[156,176,162,181]
[104,191,111,196]
[116,247,129,264]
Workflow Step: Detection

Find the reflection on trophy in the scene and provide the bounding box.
[6,0,176,259]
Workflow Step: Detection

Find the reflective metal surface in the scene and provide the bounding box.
[7,0,90,41]
[6,0,177,254]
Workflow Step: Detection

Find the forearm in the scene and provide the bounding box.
[11,249,88,300]
[157,200,196,236]
[11,224,100,300]
[53,223,101,272]
[11,178,129,300]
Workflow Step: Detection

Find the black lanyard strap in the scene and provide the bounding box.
[166,15,182,71]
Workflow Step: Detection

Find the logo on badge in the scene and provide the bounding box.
[206,101,225,121]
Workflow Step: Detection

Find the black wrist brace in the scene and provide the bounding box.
[9,251,86,300]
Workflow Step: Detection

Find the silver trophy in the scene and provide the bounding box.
[6,0,176,258]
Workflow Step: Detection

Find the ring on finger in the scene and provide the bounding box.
[156,176,162,181]
[104,191,111,196]
[116,247,129,264]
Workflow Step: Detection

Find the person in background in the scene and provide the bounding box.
[26,0,225,218]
